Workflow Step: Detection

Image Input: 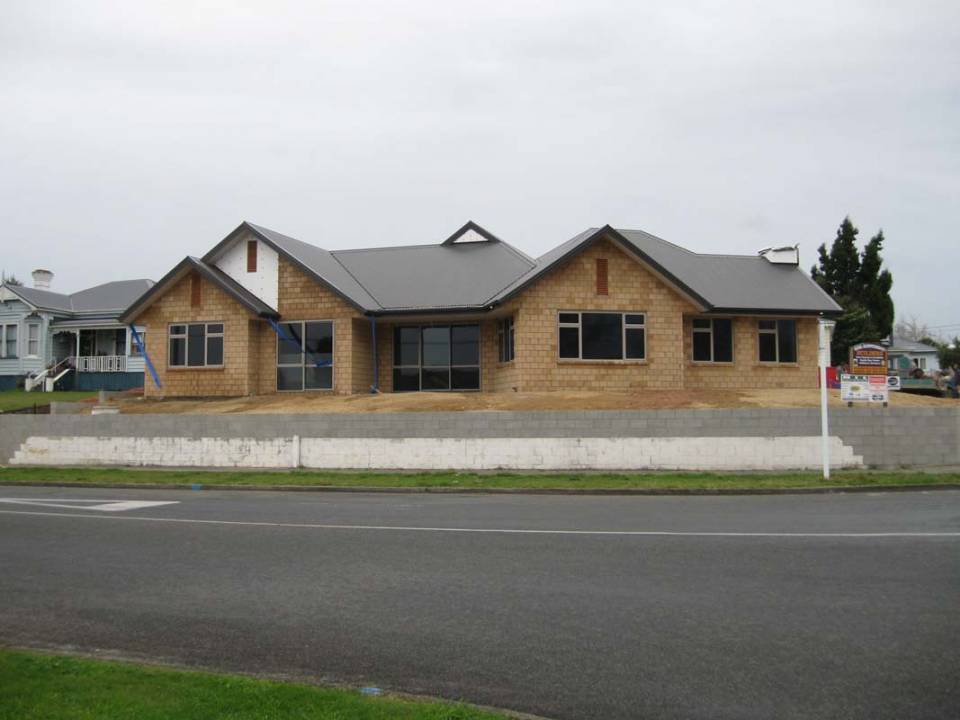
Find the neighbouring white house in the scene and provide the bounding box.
[885,336,941,374]
[0,270,153,391]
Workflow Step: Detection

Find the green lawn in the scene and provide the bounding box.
[0,648,506,720]
[0,466,956,491]
[0,390,96,413]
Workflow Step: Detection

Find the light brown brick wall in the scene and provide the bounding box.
[506,238,699,392]
[351,317,374,394]
[682,315,818,389]
[254,258,365,395]
[140,271,256,398]
[141,240,818,397]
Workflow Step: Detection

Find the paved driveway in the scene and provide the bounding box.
[1,487,957,719]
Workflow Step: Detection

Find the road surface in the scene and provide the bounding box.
[1,486,957,719]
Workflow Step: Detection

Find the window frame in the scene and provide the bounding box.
[275,319,335,392]
[556,311,646,362]
[392,323,482,392]
[497,316,515,364]
[691,317,734,364]
[167,321,225,369]
[26,323,40,358]
[1,324,17,359]
[757,318,798,364]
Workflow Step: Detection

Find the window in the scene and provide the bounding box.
[131,330,145,356]
[558,312,645,361]
[276,320,333,391]
[27,324,40,357]
[393,324,480,391]
[692,318,733,363]
[498,316,515,363]
[2,324,17,358]
[915,357,927,371]
[169,322,224,368]
[758,319,797,363]
[247,240,258,272]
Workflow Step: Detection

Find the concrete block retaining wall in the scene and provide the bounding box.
[0,407,957,471]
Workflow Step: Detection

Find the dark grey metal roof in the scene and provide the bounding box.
[331,241,534,311]
[6,279,154,315]
[492,226,841,315]
[186,220,842,317]
[614,228,841,314]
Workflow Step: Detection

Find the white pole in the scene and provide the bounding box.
[818,319,835,481]
[820,359,830,480]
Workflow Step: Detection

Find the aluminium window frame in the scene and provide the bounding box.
[167,321,225,369]
[691,317,734,364]
[392,323,482,392]
[275,319,336,392]
[556,310,646,362]
[757,318,798,364]
[497,315,515,364]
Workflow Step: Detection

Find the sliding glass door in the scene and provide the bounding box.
[393,324,480,391]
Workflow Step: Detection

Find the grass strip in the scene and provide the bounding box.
[0,466,957,491]
[0,391,96,413]
[0,648,508,720]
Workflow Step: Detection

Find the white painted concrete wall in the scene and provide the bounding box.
[9,435,863,470]
[214,234,279,310]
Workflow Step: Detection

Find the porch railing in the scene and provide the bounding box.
[75,355,127,373]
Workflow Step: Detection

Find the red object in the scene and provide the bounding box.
[819,366,840,389]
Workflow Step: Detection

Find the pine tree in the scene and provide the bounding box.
[811,217,895,365]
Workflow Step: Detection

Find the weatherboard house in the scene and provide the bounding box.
[0,271,153,391]
[119,221,841,397]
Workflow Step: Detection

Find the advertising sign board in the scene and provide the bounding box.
[841,373,889,403]
[849,343,888,376]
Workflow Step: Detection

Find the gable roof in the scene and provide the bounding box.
[130,220,841,320]
[2,279,154,315]
[887,336,938,354]
[119,256,278,324]
[492,226,842,315]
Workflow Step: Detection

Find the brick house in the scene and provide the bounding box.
[119,221,841,398]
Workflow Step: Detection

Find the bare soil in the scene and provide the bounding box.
[110,388,951,415]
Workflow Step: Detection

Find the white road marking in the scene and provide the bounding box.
[0,509,957,538]
[0,498,179,513]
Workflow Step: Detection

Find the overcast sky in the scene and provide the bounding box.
[1,1,957,333]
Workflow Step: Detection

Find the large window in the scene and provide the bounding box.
[1,324,17,358]
[277,320,333,391]
[692,318,733,363]
[169,322,224,367]
[758,319,797,363]
[498,316,515,363]
[558,312,645,361]
[393,324,480,391]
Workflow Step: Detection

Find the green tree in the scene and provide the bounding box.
[932,337,960,370]
[811,217,895,365]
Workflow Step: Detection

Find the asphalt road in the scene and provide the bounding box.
[1,486,958,720]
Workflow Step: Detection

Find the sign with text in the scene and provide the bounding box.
[841,373,889,403]
[849,343,888,376]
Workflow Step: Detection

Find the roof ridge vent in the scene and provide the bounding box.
[758,245,799,265]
